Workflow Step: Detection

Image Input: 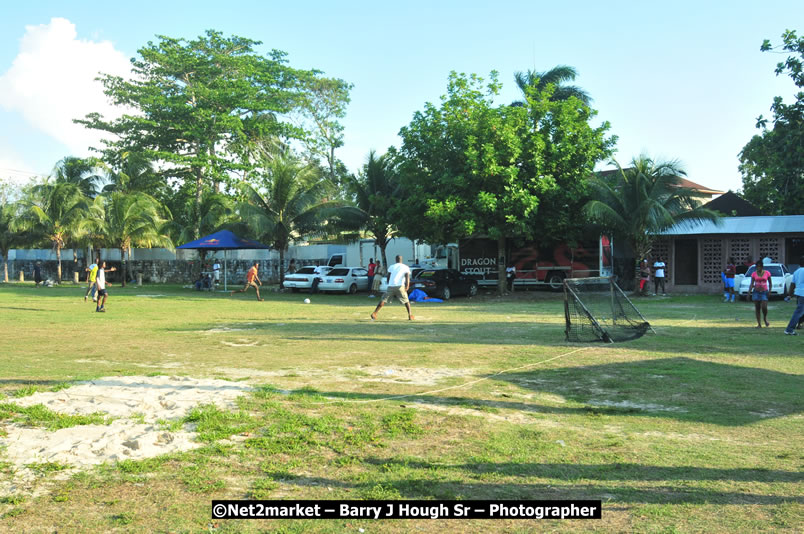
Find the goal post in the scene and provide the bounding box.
[564,277,653,343]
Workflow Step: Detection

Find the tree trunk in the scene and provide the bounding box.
[379,242,389,273]
[56,245,62,283]
[194,165,203,240]
[279,247,285,286]
[497,234,507,296]
[121,247,127,288]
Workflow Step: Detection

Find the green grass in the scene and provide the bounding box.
[0,282,801,532]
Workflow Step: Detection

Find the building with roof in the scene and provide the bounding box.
[653,215,804,293]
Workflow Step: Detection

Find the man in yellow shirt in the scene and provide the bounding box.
[84,258,99,302]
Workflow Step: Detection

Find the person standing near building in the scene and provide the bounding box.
[310,261,325,294]
[287,259,297,275]
[653,257,667,296]
[639,259,651,295]
[231,262,264,301]
[784,255,804,335]
[724,257,737,302]
[369,260,384,297]
[748,259,772,328]
[371,255,414,321]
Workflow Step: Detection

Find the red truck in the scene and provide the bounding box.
[429,236,613,290]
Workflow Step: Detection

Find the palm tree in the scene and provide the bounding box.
[340,150,401,268]
[86,192,174,286]
[23,182,88,282]
[0,202,30,283]
[583,155,720,290]
[513,65,591,106]
[52,156,106,198]
[237,153,346,286]
[102,153,164,196]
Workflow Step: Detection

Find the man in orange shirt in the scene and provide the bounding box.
[231,262,264,301]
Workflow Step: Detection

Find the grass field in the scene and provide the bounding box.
[0,282,801,533]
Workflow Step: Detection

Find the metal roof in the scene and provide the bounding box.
[659,215,804,236]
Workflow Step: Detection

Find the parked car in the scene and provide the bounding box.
[734,263,793,300]
[410,268,478,300]
[282,266,333,292]
[318,267,370,294]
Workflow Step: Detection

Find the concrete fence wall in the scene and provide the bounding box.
[3,244,351,285]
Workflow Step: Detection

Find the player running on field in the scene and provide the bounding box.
[371,255,414,321]
[95,261,117,312]
[231,262,264,301]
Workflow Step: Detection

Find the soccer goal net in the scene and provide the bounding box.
[564,277,653,343]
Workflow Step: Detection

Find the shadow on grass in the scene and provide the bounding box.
[280,356,802,426]
[257,466,802,505]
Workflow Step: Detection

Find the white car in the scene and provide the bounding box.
[318,267,370,294]
[282,266,333,292]
[735,263,793,300]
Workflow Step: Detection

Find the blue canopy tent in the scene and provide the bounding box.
[176,230,270,291]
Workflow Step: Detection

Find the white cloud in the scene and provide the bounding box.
[0,18,131,157]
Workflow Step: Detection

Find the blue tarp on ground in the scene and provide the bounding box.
[409,289,443,303]
[176,230,270,251]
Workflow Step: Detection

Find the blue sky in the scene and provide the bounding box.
[0,1,800,193]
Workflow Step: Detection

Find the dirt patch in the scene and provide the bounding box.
[1,376,252,495]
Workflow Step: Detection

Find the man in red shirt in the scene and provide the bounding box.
[231,262,264,301]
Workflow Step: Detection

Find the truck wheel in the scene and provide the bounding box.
[546,272,565,291]
[348,283,358,294]
[441,286,451,300]
[468,283,478,297]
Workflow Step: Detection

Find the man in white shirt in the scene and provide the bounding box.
[653,258,667,296]
[784,255,804,335]
[95,261,117,313]
[212,261,221,285]
[371,255,414,321]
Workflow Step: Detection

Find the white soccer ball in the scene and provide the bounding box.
[303,298,311,304]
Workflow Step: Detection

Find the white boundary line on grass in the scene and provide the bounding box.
[308,347,590,405]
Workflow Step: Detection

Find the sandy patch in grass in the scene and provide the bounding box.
[1,376,252,494]
[211,365,477,386]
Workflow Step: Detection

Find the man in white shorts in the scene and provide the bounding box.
[371,255,414,321]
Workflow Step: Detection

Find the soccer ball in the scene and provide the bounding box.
[303,298,311,304]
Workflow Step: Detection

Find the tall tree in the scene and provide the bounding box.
[739,30,804,215]
[77,31,340,238]
[397,71,613,294]
[22,182,88,282]
[295,74,353,188]
[584,155,720,289]
[237,153,346,286]
[86,192,173,287]
[513,65,592,106]
[0,202,29,283]
[340,150,400,268]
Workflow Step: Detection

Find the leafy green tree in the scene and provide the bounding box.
[739,30,804,215]
[0,202,29,283]
[584,155,720,289]
[397,71,613,294]
[295,74,353,188]
[338,150,401,268]
[78,31,347,238]
[22,182,88,282]
[237,153,346,286]
[86,192,173,286]
[102,152,166,197]
[513,65,591,106]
